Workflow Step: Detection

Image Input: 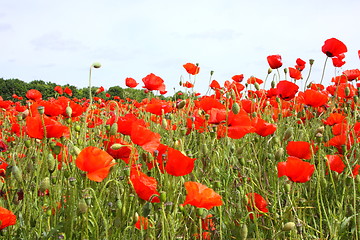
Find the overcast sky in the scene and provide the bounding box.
[1,0,359,95]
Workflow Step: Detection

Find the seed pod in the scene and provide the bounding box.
[282,222,296,231]
[232,102,240,114]
[309,59,314,65]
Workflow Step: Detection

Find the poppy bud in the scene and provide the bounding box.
[283,127,293,141]
[177,100,186,109]
[284,68,288,74]
[268,68,272,74]
[133,212,139,224]
[109,123,118,136]
[92,62,102,68]
[48,153,56,173]
[110,143,123,150]
[66,106,72,118]
[160,192,167,202]
[285,183,291,193]
[345,86,351,97]
[142,202,152,218]
[315,126,325,135]
[24,139,31,148]
[79,199,88,214]
[275,148,284,161]
[282,222,296,231]
[161,118,168,129]
[232,102,240,114]
[210,70,214,76]
[72,146,81,156]
[240,224,248,240]
[354,96,358,103]
[271,80,276,88]
[254,82,260,90]
[12,165,22,182]
[40,177,51,192]
[309,59,314,66]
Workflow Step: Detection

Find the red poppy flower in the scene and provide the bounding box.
[322,113,347,126]
[142,73,166,92]
[209,80,221,90]
[276,80,299,101]
[0,159,8,177]
[54,86,63,95]
[96,86,105,94]
[332,54,346,67]
[247,76,263,84]
[76,146,117,182]
[343,69,360,81]
[0,140,8,152]
[295,58,306,71]
[277,156,315,183]
[232,74,244,82]
[310,83,324,91]
[336,83,357,98]
[164,147,196,176]
[289,67,302,80]
[326,155,345,174]
[252,117,277,137]
[302,89,329,108]
[322,38,347,57]
[286,141,313,160]
[26,115,70,139]
[26,89,42,101]
[183,63,200,75]
[64,87,72,96]
[183,181,223,210]
[183,81,194,88]
[352,164,360,178]
[0,207,16,230]
[134,216,150,230]
[104,137,136,164]
[125,77,139,88]
[246,193,268,219]
[130,123,161,153]
[130,166,160,203]
[267,55,282,69]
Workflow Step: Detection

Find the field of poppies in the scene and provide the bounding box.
[0,37,359,239]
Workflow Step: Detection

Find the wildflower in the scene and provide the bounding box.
[142,73,166,92]
[277,156,315,183]
[322,38,347,57]
[246,193,268,219]
[130,165,160,203]
[125,77,139,88]
[0,207,16,230]
[267,55,282,69]
[183,63,200,75]
[183,181,223,210]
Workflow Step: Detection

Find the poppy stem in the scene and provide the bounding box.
[320,57,329,86]
[303,64,313,91]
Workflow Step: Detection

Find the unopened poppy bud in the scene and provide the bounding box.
[66,106,72,118]
[110,143,124,150]
[72,146,81,156]
[283,127,293,141]
[268,68,273,74]
[116,199,122,209]
[74,124,81,132]
[142,202,152,217]
[282,222,296,231]
[210,70,214,76]
[345,86,351,97]
[133,212,139,224]
[160,191,167,202]
[179,81,183,86]
[37,106,45,115]
[284,68,288,74]
[354,96,358,103]
[161,118,168,129]
[232,102,240,114]
[48,153,56,173]
[315,126,325,135]
[271,80,276,88]
[12,165,22,182]
[40,177,51,192]
[92,62,101,68]
[78,199,88,214]
[109,123,118,136]
[24,139,31,148]
[254,82,260,90]
[309,59,314,66]
[275,148,284,161]
[240,224,248,240]
[285,183,291,193]
[177,100,186,109]
[197,207,204,217]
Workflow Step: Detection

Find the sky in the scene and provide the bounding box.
[1,0,360,96]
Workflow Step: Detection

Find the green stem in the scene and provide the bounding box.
[320,57,329,86]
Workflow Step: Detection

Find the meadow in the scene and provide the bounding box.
[0,37,359,239]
